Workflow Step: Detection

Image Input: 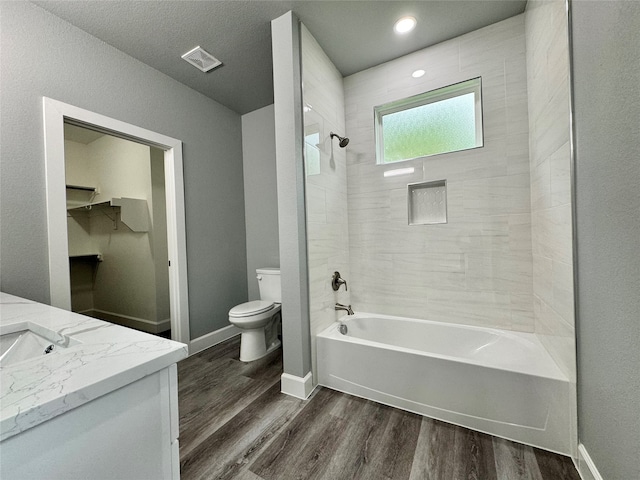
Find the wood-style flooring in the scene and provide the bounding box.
[178,337,580,480]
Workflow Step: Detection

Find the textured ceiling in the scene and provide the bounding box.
[34,1,526,115]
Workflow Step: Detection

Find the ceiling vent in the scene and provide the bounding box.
[181,46,222,73]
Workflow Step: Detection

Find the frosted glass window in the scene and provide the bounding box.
[375,78,483,164]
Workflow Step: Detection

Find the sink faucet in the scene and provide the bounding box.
[335,303,354,315]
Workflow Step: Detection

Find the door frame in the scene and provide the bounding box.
[42,97,190,345]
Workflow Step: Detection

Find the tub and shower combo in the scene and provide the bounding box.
[317,312,572,455]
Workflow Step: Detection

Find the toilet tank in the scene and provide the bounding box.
[256,268,281,302]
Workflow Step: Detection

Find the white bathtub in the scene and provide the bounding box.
[317,313,572,455]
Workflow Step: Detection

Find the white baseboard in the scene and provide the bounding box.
[81,309,170,334]
[189,324,241,355]
[281,372,315,400]
[577,444,603,480]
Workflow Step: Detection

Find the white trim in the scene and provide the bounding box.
[42,97,190,345]
[78,309,171,334]
[576,444,603,480]
[281,372,315,400]
[188,325,241,356]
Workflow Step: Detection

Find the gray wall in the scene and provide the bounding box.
[271,11,312,378]
[0,1,247,340]
[572,1,640,478]
[241,105,280,300]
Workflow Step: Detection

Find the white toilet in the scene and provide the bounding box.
[228,268,282,362]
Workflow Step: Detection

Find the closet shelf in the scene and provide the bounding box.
[69,253,103,262]
[67,197,149,232]
[67,199,116,212]
[66,184,98,192]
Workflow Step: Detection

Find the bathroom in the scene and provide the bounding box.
[1,1,638,480]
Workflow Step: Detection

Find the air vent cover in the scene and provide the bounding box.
[181,46,222,73]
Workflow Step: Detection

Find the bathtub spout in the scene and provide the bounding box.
[335,303,354,315]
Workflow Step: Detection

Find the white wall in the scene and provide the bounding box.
[150,147,170,323]
[572,1,640,478]
[86,136,154,322]
[0,2,247,340]
[65,140,94,255]
[241,105,280,301]
[301,25,350,382]
[344,15,533,332]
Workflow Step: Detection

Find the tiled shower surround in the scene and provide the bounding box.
[303,1,574,386]
[345,14,534,331]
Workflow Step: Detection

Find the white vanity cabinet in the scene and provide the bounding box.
[1,365,180,479]
[0,293,187,480]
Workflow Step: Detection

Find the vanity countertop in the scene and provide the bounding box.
[0,292,188,441]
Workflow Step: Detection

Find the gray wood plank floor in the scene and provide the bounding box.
[178,337,580,480]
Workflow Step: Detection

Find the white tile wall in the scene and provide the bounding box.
[301,26,350,382]
[525,0,576,382]
[344,14,535,331]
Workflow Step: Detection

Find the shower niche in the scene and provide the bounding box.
[408,180,447,225]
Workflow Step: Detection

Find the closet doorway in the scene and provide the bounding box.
[65,124,171,337]
[43,98,190,345]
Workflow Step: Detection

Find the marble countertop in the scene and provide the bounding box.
[0,292,188,441]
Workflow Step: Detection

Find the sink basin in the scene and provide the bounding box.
[0,330,66,367]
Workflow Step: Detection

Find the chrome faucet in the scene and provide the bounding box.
[335,303,354,315]
[331,271,348,291]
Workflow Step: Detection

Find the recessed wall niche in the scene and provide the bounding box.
[408,180,447,225]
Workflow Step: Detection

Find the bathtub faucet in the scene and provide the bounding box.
[335,303,354,315]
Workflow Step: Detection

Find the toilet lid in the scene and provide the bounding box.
[229,300,275,317]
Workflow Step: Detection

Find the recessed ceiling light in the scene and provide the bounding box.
[394,16,417,34]
[412,69,426,78]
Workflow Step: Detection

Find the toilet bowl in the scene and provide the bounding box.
[228,268,282,362]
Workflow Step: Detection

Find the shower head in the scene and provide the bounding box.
[330,132,349,148]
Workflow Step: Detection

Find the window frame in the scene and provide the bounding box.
[374,77,483,164]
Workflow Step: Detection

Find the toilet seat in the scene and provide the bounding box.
[229,300,275,318]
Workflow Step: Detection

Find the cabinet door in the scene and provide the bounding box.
[1,367,178,479]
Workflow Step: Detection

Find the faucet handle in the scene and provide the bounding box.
[331,271,348,291]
